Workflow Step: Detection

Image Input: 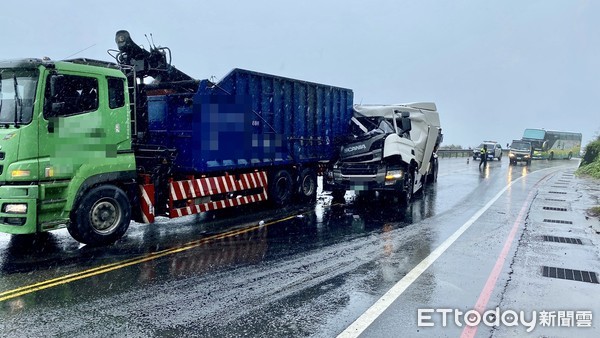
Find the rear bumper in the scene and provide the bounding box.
[0,185,38,234]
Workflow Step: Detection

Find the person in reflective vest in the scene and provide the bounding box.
[479,145,488,169]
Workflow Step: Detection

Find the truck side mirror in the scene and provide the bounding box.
[401,118,412,133]
[49,74,65,99]
[395,110,411,134]
[46,74,66,117]
[51,102,65,113]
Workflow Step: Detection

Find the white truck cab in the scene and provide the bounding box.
[325,102,443,203]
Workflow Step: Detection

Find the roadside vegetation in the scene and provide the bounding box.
[576,136,600,179]
[577,136,600,220]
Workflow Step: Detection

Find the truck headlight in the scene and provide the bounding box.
[3,203,28,214]
[385,170,403,181]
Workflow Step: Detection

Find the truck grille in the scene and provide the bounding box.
[344,153,374,162]
[340,164,379,176]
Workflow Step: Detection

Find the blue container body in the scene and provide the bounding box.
[146,68,353,174]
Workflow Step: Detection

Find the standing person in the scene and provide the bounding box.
[479,145,488,169]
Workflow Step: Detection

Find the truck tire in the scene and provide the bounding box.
[269,169,293,207]
[400,170,414,205]
[297,168,317,203]
[427,158,438,183]
[68,185,131,245]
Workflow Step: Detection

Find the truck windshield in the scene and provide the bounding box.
[0,68,38,125]
[350,116,394,137]
[511,141,530,151]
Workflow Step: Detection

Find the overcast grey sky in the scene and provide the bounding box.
[3,0,598,147]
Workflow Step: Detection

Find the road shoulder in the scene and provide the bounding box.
[491,170,600,337]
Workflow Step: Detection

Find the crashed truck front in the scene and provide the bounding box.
[324,102,442,201]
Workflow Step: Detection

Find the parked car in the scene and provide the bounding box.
[472,141,503,160]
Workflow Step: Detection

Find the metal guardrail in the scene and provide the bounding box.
[437,149,473,158]
[437,149,510,158]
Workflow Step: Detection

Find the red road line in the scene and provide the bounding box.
[460,179,546,338]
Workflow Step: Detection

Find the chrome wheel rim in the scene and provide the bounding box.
[89,198,121,234]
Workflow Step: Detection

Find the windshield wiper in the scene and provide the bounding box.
[13,74,21,128]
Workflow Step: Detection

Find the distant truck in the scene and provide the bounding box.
[0,31,354,245]
[324,103,443,203]
[472,141,503,161]
[508,140,532,165]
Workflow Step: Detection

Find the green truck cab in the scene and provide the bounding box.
[0,58,136,244]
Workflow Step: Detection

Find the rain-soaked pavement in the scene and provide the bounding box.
[0,157,597,337]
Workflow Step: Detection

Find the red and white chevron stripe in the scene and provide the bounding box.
[139,183,155,223]
[168,171,269,218]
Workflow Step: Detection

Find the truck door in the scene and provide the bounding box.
[36,71,129,224]
[38,72,106,180]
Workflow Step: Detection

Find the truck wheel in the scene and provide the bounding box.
[68,185,131,245]
[427,158,438,183]
[297,168,318,203]
[269,170,293,207]
[400,170,414,205]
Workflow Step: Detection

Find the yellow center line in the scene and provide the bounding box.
[0,214,298,303]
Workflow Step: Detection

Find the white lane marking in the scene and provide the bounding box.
[337,167,557,338]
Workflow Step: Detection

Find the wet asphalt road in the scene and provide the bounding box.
[0,157,591,337]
